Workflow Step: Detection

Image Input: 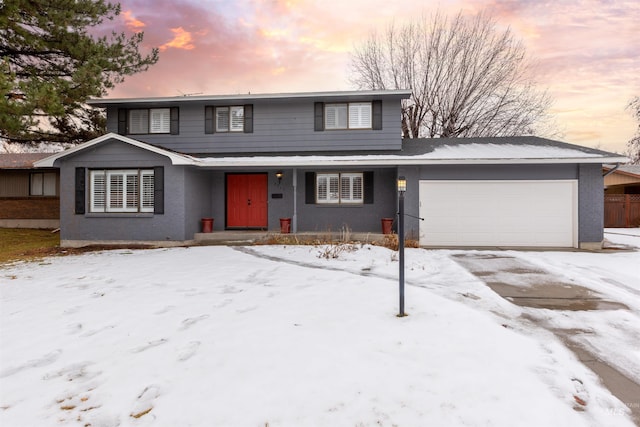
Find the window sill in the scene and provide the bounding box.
[85,213,155,218]
[314,204,364,207]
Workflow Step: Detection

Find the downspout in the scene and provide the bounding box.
[292,168,297,233]
[603,163,620,177]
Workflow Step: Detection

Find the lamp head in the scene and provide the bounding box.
[397,176,407,193]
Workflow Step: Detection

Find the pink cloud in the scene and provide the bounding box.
[159,27,196,51]
[95,0,638,153]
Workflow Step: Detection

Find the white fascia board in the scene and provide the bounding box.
[87,90,413,106]
[194,155,629,168]
[34,133,195,167]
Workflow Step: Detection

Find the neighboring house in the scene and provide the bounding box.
[603,165,640,227]
[603,164,640,194]
[35,90,627,249]
[0,153,60,228]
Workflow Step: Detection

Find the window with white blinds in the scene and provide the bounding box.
[348,103,372,129]
[90,169,154,213]
[325,102,371,129]
[150,108,170,133]
[129,109,170,134]
[216,106,244,132]
[316,172,363,204]
[324,104,348,129]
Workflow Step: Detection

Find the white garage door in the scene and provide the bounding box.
[419,180,578,247]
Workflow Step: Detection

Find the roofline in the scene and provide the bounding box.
[33,133,195,167]
[193,155,629,168]
[602,165,640,179]
[87,89,413,106]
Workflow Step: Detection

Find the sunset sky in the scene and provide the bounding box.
[103,0,639,154]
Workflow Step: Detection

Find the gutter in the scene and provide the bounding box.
[603,163,621,177]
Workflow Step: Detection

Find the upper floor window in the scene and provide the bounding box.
[89,169,154,213]
[325,102,372,130]
[205,104,253,134]
[216,106,244,132]
[129,108,170,134]
[315,101,381,131]
[30,172,57,196]
[118,107,178,135]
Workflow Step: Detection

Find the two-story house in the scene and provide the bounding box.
[35,90,626,249]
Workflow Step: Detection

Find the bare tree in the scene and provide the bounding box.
[627,96,640,164]
[349,11,553,139]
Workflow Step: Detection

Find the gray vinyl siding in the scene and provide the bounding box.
[578,163,604,244]
[399,163,604,246]
[56,140,190,242]
[294,168,397,232]
[105,98,402,154]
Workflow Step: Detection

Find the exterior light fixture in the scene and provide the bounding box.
[397,175,406,317]
[275,171,283,182]
[397,176,407,193]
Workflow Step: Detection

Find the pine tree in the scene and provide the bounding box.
[0,0,158,144]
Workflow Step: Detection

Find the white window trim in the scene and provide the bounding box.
[129,108,170,134]
[325,102,372,130]
[340,173,364,203]
[90,169,154,213]
[316,172,363,204]
[216,106,244,132]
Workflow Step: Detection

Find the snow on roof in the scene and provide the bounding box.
[34,134,628,169]
[193,137,627,167]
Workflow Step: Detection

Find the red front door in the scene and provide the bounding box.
[226,174,268,228]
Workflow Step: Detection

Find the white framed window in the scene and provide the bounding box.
[340,173,363,203]
[325,102,371,130]
[150,108,170,133]
[348,103,372,129]
[316,172,363,204]
[30,172,57,196]
[129,108,170,134]
[216,106,244,132]
[90,169,154,213]
[325,104,348,129]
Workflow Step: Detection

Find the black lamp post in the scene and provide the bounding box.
[397,176,407,317]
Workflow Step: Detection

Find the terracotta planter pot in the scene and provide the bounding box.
[381,218,394,234]
[201,218,214,233]
[279,218,291,234]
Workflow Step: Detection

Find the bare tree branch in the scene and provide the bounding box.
[349,10,554,139]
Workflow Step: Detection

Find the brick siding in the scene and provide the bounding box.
[0,197,60,219]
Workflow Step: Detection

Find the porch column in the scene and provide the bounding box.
[292,168,298,233]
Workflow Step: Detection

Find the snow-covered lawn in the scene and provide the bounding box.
[1,230,639,426]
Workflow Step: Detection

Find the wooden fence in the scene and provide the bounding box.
[604,195,640,227]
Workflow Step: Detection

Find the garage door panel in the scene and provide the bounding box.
[419,180,577,247]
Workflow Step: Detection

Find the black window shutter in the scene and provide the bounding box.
[75,167,85,214]
[205,106,214,134]
[314,102,324,131]
[305,172,316,204]
[244,104,253,133]
[154,166,164,214]
[372,100,382,130]
[118,109,127,134]
[363,171,374,204]
[170,107,179,134]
